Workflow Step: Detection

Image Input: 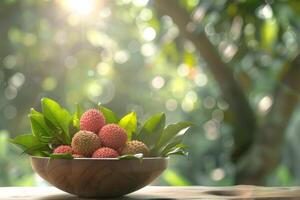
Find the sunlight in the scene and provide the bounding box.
[258,95,273,113]
[64,0,95,16]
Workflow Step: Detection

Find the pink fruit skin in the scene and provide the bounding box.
[80,109,105,133]
[92,147,119,158]
[53,145,72,154]
[98,124,127,150]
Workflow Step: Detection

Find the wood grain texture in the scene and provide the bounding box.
[1,186,300,200]
[30,156,168,198]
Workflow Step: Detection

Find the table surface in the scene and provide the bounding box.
[1,186,300,200]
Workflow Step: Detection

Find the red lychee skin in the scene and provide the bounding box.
[80,109,106,133]
[98,124,127,150]
[92,147,119,158]
[53,145,72,154]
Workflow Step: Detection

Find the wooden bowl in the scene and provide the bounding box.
[30,156,168,198]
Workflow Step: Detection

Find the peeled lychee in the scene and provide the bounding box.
[98,124,127,150]
[92,147,119,158]
[121,140,149,156]
[80,109,105,133]
[53,145,72,154]
[71,130,101,157]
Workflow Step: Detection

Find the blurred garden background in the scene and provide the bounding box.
[1,0,300,187]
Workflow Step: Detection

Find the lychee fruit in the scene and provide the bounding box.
[98,124,127,150]
[92,147,119,158]
[72,154,84,158]
[53,145,72,154]
[80,109,105,133]
[121,140,150,156]
[71,130,101,157]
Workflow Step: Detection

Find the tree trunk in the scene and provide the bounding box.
[154,0,300,184]
[236,55,300,184]
[154,0,256,162]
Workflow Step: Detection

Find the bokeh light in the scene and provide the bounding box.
[258,95,273,114]
[63,0,95,16]
[151,76,165,89]
[211,168,225,181]
[142,27,156,41]
[1,0,300,188]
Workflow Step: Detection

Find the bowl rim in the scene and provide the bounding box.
[30,155,170,161]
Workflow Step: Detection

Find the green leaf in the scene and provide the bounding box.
[100,106,119,124]
[154,121,193,154]
[73,103,83,129]
[10,134,42,149]
[68,121,79,140]
[43,118,66,145]
[23,144,50,156]
[40,151,51,157]
[29,109,53,138]
[69,104,83,138]
[118,153,143,161]
[41,98,72,143]
[118,112,137,140]
[159,135,184,155]
[49,153,73,159]
[165,149,188,157]
[42,115,67,143]
[137,113,165,149]
[162,144,188,157]
[44,117,60,132]
[10,134,49,155]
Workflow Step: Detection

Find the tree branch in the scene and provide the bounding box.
[154,0,256,160]
[236,54,300,184]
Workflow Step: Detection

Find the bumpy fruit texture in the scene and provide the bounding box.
[80,109,105,133]
[72,154,84,158]
[53,145,72,154]
[71,130,101,157]
[99,124,127,150]
[92,147,119,158]
[121,140,149,156]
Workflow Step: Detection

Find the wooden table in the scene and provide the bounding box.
[1,186,300,199]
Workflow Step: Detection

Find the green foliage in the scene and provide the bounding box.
[72,104,84,129]
[29,109,53,138]
[137,113,166,149]
[10,98,193,159]
[9,134,49,156]
[69,104,82,139]
[134,113,192,157]
[118,112,137,140]
[49,153,73,160]
[100,106,119,124]
[2,0,300,187]
[154,122,193,155]
[162,144,188,157]
[41,98,72,144]
[10,98,73,156]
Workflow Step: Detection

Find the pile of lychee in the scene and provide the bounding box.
[53,109,149,158]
